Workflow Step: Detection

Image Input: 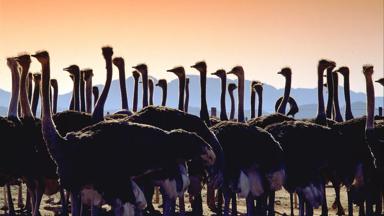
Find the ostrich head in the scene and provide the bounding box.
[6,57,18,70]
[228,83,237,92]
[227,66,244,78]
[156,79,167,88]
[112,57,124,68]
[132,70,140,80]
[101,46,113,59]
[277,67,292,77]
[211,69,226,79]
[82,69,94,81]
[33,73,42,83]
[15,54,31,69]
[169,129,216,166]
[191,61,207,74]
[336,66,349,77]
[327,61,336,71]
[132,64,147,75]
[63,65,80,77]
[363,65,374,77]
[376,78,384,86]
[167,66,185,78]
[251,81,259,91]
[318,59,332,73]
[31,51,49,64]
[253,81,263,93]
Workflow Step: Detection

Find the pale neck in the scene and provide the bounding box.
[92,55,112,122]
[277,75,291,114]
[219,76,228,121]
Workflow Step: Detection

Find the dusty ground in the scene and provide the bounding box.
[0,184,362,216]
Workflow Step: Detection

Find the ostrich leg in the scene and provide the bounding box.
[18,183,24,208]
[255,194,266,215]
[321,183,328,216]
[231,193,237,216]
[268,192,276,216]
[347,190,353,216]
[70,191,81,216]
[290,193,294,216]
[223,191,231,216]
[179,195,185,216]
[298,194,305,216]
[191,193,203,215]
[60,188,68,216]
[207,186,216,212]
[332,184,345,215]
[217,188,223,215]
[33,183,43,216]
[246,194,255,216]
[305,201,314,216]
[6,184,15,216]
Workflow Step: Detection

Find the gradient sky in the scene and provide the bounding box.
[0,0,383,96]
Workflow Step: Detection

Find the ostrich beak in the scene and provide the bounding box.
[63,67,70,71]
[277,71,282,74]
[211,71,218,76]
[31,54,37,58]
[227,70,234,75]
[190,64,197,69]
[167,68,176,73]
[132,66,139,70]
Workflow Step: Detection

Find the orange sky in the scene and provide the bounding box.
[0,0,383,96]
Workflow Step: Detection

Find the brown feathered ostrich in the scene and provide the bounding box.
[228,83,237,120]
[112,57,130,112]
[156,79,167,106]
[336,67,354,120]
[82,69,94,113]
[132,70,140,112]
[191,61,210,124]
[254,82,263,117]
[64,65,80,112]
[31,73,41,117]
[167,66,186,111]
[332,71,343,122]
[148,78,154,106]
[50,79,58,114]
[133,64,148,109]
[211,69,228,121]
[227,66,245,122]
[92,86,99,106]
[184,78,189,112]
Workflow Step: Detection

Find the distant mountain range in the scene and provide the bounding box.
[1,75,383,118]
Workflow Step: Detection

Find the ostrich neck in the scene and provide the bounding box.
[237,75,245,122]
[31,81,40,117]
[343,74,354,120]
[69,84,74,110]
[326,69,334,119]
[92,56,112,122]
[73,74,80,112]
[229,90,235,120]
[142,73,148,108]
[80,74,85,112]
[52,85,58,114]
[365,74,375,130]
[200,71,210,124]
[93,87,99,106]
[19,65,34,118]
[251,90,256,119]
[184,82,189,112]
[8,65,20,118]
[257,90,263,117]
[219,76,228,120]
[133,78,139,112]
[178,76,185,111]
[332,73,343,122]
[41,60,65,165]
[316,67,326,122]
[161,86,167,106]
[27,75,32,104]
[149,82,154,106]
[277,75,291,114]
[118,66,129,110]
[85,79,93,113]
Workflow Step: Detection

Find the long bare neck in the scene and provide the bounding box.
[277,75,291,114]
[200,70,210,125]
[31,81,40,117]
[80,73,85,112]
[219,76,228,120]
[161,85,167,106]
[326,69,334,118]
[92,55,113,122]
[178,75,185,111]
[73,73,80,112]
[257,89,263,117]
[142,72,148,108]
[85,78,93,113]
[229,90,236,120]
[342,73,354,120]
[93,87,99,106]
[20,65,34,118]
[251,89,256,119]
[52,85,58,114]
[316,67,326,123]
[184,80,189,112]
[69,79,74,110]
[364,73,374,130]
[237,75,245,122]
[133,77,139,112]
[149,81,154,106]
[332,73,343,122]
[8,64,20,118]
[118,65,129,110]
[27,74,33,104]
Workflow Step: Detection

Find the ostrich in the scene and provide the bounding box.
[132,70,140,112]
[148,78,154,106]
[92,87,99,106]
[254,82,263,117]
[31,73,41,117]
[132,64,148,109]
[332,72,343,122]
[227,66,245,122]
[274,97,299,118]
[191,61,210,124]
[156,79,167,106]
[184,78,189,112]
[64,65,80,112]
[79,67,86,112]
[325,61,336,119]
[211,69,228,121]
[82,69,94,113]
[376,78,384,86]
[112,57,130,112]
[50,79,58,114]
[167,66,186,111]
[33,49,217,216]
[27,72,33,104]
[276,67,292,115]
[250,81,260,119]
[336,67,354,120]
[228,83,237,120]
[68,74,75,110]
